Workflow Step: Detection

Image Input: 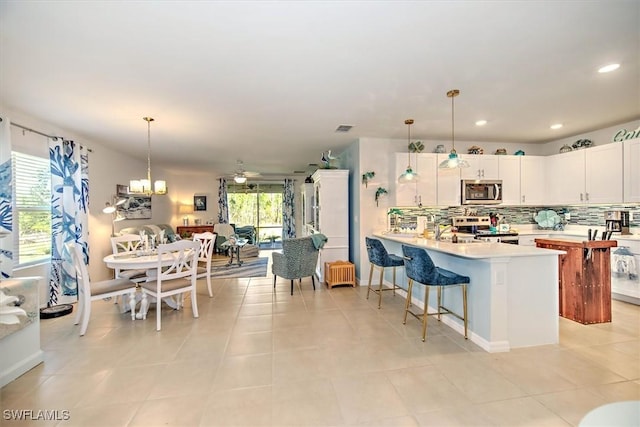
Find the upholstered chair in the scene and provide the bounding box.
[272,236,320,295]
[401,245,470,341]
[365,237,404,308]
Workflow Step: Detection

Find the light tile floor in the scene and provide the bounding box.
[1,256,639,426]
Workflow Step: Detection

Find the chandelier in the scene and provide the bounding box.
[398,119,419,183]
[438,89,470,169]
[129,117,167,195]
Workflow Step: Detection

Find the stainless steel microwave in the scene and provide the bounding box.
[461,180,502,205]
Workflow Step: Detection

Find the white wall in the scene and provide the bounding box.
[541,119,640,155]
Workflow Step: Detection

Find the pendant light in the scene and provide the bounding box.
[129,117,167,195]
[398,119,419,183]
[439,89,470,169]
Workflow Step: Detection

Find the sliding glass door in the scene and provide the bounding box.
[227,182,284,246]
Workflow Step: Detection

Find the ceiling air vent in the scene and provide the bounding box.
[335,125,353,133]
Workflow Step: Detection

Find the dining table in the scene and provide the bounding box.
[103,250,186,319]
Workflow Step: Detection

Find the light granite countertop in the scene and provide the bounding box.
[373,233,564,259]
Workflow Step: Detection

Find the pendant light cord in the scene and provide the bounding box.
[447,89,460,153]
[144,116,154,185]
[405,118,414,167]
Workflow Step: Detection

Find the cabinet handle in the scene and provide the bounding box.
[522,195,525,203]
[585,193,589,201]
[481,169,485,178]
[580,193,583,201]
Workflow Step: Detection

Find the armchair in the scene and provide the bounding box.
[272,236,320,295]
[235,225,256,244]
[213,223,235,254]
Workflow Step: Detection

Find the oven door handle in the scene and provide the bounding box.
[494,184,500,200]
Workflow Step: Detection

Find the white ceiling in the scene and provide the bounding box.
[1,1,639,177]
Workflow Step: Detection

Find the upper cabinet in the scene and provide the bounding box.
[436,154,461,206]
[498,155,521,205]
[393,153,437,206]
[585,144,623,203]
[460,154,500,180]
[624,139,640,202]
[498,155,546,205]
[519,156,546,205]
[415,154,438,206]
[388,142,627,208]
[546,143,623,205]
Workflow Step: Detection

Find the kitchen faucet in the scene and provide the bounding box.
[435,224,453,241]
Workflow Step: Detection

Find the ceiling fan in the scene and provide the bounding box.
[227,160,261,184]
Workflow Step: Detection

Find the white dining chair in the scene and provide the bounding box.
[139,239,199,331]
[110,234,147,283]
[67,242,137,336]
[193,231,216,297]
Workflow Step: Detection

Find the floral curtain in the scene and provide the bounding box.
[49,139,89,306]
[217,178,229,223]
[282,178,295,239]
[0,118,13,278]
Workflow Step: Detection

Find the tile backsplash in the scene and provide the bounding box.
[391,204,640,230]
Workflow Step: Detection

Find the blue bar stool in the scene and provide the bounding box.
[401,245,470,341]
[365,237,404,308]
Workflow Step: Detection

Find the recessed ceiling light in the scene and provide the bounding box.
[475,120,487,126]
[598,63,620,73]
[550,123,563,130]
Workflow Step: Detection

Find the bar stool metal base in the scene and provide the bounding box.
[366,264,401,309]
[403,279,469,341]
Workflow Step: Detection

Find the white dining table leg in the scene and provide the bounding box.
[128,291,137,321]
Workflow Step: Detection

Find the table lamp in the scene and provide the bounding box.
[179,204,193,226]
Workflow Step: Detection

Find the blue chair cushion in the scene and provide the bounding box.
[402,245,470,286]
[366,237,404,268]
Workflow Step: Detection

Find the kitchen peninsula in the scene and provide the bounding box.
[373,234,565,352]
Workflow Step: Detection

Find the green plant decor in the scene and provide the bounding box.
[374,187,387,207]
[362,171,375,187]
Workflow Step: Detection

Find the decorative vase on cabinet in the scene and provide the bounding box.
[311,169,349,283]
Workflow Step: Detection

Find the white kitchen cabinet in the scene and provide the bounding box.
[518,234,548,247]
[394,153,418,206]
[393,153,437,206]
[546,150,584,204]
[311,169,349,283]
[546,143,622,205]
[436,153,461,206]
[624,138,640,202]
[495,155,545,206]
[585,143,623,203]
[498,155,521,205]
[460,154,500,180]
[414,153,438,206]
[520,156,546,205]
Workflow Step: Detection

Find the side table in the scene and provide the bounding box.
[221,238,248,267]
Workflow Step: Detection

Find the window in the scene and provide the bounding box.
[227,182,284,244]
[12,151,51,265]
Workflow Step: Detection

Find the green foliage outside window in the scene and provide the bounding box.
[13,152,52,265]
[227,183,284,243]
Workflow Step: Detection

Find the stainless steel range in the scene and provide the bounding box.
[452,216,519,244]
